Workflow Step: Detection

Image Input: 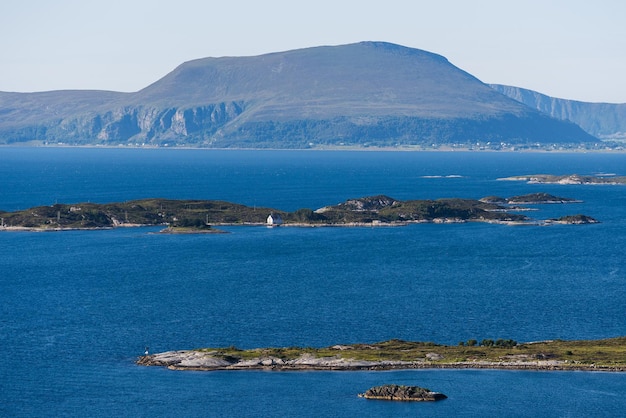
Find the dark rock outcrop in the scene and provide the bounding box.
[359,384,447,401]
[332,195,399,212]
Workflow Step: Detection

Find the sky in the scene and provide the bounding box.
[1,0,625,103]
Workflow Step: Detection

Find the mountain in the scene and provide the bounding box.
[490,84,626,141]
[0,42,596,148]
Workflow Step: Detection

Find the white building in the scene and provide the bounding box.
[266,213,283,226]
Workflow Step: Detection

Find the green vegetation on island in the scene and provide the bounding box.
[137,337,626,372]
[0,193,599,231]
[480,193,581,204]
[0,199,276,230]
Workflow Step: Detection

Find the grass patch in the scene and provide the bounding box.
[192,337,626,367]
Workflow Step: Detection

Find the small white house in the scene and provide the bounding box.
[266,213,283,226]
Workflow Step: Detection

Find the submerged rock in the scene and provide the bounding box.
[358,384,447,401]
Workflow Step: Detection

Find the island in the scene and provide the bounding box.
[358,385,447,401]
[498,174,626,185]
[480,193,582,204]
[136,337,626,372]
[0,194,597,231]
[548,214,599,225]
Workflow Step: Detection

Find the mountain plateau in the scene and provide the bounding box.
[0,42,597,148]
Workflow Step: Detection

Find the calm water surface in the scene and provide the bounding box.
[1,148,625,417]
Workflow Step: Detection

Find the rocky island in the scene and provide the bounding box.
[480,193,582,204]
[0,194,597,231]
[137,337,626,373]
[358,385,447,401]
[548,214,600,225]
[498,174,626,185]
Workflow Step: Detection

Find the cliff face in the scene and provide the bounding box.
[490,84,626,140]
[0,98,245,146]
[0,42,596,147]
[74,102,246,145]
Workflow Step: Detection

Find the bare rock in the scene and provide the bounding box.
[359,384,447,401]
[426,352,444,361]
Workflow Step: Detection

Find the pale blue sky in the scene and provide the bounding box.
[1,0,625,102]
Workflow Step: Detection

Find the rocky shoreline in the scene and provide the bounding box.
[0,215,598,233]
[136,350,626,373]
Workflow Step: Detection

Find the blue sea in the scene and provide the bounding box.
[1,147,625,417]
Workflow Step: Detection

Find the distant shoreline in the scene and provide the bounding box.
[1,143,626,153]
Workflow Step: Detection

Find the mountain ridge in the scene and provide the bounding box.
[490,84,626,140]
[0,42,596,148]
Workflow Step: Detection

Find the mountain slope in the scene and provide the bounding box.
[133,42,522,117]
[0,42,595,148]
[490,84,626,140]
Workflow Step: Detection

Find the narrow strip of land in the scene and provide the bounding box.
[137,337,626,372]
